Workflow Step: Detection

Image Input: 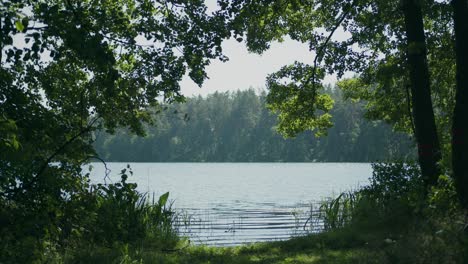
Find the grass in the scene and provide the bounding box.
[45,196,468,264]
[61,216,468,264]
[61,229,391,264]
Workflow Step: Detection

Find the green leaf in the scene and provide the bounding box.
[15,20,24,32]
[158,192,169,206]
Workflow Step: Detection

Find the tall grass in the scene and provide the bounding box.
[319,192,360,231]
[61,191,183,263]
[0,165,184,263]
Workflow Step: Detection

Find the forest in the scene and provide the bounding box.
[2,0,468,263]
[95,88,415,162]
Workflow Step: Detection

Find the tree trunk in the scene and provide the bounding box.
[451,0,468,209]
[402,0,442,186]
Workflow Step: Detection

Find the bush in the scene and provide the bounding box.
[316,162,468,263]
[354,162,424,233]
[86,167,177,247]
[0,165,178,263]
[317,162,423,235]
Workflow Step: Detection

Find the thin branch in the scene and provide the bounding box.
[20,117,100,193]
[0,118,101,198]
[0,18,3,66]
[26,26,48,31]
[103,34,154,48]
[303,215,311,231]
[82,155,112,184]
[36,117,99,176]
[80,90,85,131]
[306,0,357,89]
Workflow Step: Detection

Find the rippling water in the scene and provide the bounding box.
[89,162,371,246]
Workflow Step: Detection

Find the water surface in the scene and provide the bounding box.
[89,162,371,246]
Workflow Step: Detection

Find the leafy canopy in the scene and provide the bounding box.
[225,0,454,143]
[0,0,233,259]
[1,0,230,135]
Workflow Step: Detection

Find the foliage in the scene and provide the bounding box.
[315,162,467,263]
[266,62,333,137]
[226,0,454,133]
[225,0,458,188]
[1,159,178,262]
[94,89,415,162]
[317,162,424,234]
[1,0,230,136]
[364,162,423,202]
[0,166,179,263]
[1,0,467,262]
[0,1,232,262]
[86,167,177,247]
[0,0,231,188]
[428,175,460,215]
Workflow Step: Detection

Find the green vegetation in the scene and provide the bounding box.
[94,88,415,162]
[0,166,180,263]
[54,229,465,264]
[38,163,467,263]
[0,1,228,262]
[50,233,387,264]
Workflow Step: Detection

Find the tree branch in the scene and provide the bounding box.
[15,117,101,194]
[306,0,357,89]
[81,155,112,184]
[36,117,99,176]
[26,26,48,31]
[1,18,3,66]
[103,34,154,48]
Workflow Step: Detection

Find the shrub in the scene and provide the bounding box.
[86,167,177,247]
[0,165,178,263]
[316,162,468,263]
[317,162,423,235]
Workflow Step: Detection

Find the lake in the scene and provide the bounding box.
[89,162,372,246]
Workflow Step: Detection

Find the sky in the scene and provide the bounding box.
[179,37,355,98]
[180,0,350,97]
[179,38,322,97]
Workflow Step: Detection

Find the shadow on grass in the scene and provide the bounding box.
[127,230,387,264]
[66,226,399,264]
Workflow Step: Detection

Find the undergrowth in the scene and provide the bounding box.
[0,165,179,263]
[2,162,467,263]
[314,162,468,263]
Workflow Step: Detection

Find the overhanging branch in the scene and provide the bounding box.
[306,0,357,89]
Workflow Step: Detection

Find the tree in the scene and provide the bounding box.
[0,0,230,258]
[0,0,231,190]
[451,0,468,208]
[94,89,413,162]
[401,0,441,186]
[226,0,452,188]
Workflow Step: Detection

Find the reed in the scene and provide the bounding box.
[318,192,360,231]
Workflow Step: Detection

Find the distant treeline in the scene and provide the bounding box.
[94,88,416,162]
